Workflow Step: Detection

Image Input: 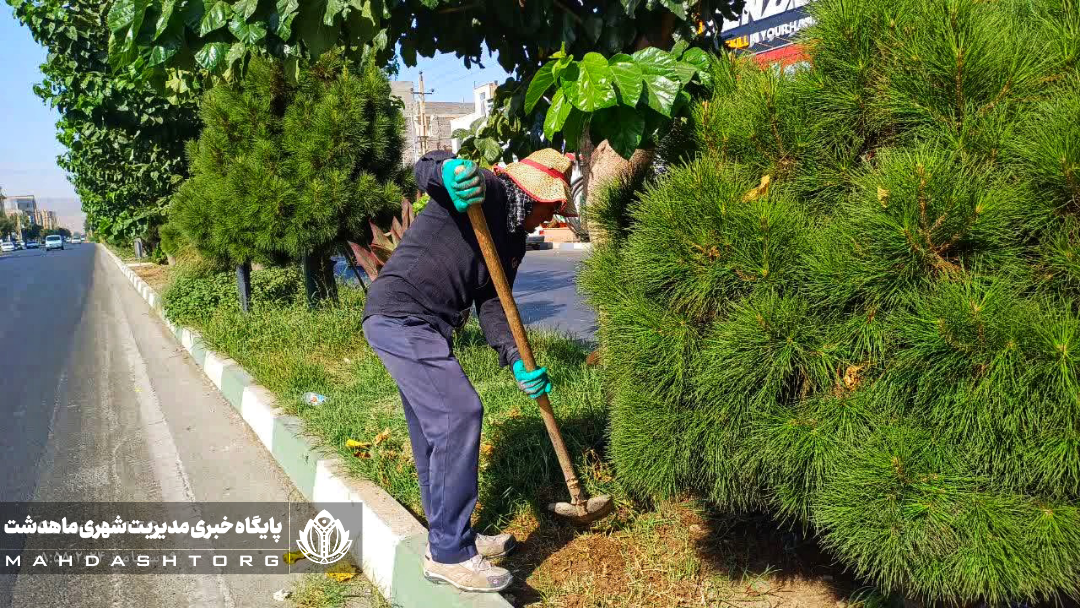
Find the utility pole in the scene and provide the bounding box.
[416,72,429,156]
[411,72,436,158]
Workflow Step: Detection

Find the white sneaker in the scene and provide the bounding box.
[422,553,513,593]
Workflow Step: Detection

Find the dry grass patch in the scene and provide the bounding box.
[131,263,171,291]
[499,500,860,608]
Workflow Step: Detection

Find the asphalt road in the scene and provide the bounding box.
[336,248,598,341]
[0,246,365,607]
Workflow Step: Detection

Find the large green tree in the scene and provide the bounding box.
[171,54,407,305]
[0,215,15,240]
[9,0,201,244]
[106,0,744,239]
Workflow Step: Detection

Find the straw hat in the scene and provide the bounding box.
[501,149,578,217]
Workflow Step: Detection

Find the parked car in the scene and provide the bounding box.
[15,240,24,250]
[25,240,39,249]
[0,241,14,253]
[44,235,63,251]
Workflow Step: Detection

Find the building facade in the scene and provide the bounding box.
[3,194,37,216]
[32,209,58,230]
[390,80,474,165]
[450,82,498,154]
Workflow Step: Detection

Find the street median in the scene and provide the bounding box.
[99,243,513,608]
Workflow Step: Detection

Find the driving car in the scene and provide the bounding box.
[0,241,14,253]
[71,236,82,244]
[44,235,64,251]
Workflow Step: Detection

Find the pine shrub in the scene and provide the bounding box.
[170,55,406,268]
[581,0,1080,602]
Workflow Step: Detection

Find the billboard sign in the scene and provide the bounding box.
[720,0,815,53]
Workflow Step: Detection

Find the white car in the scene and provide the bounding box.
[71,236,82,244]
[0,241,14,253]
[44,235,64,251]
[25,240,39,249]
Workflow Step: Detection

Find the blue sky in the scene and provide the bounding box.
[0,4,510,230]
[0,5,85,229]
[394,53,512,104]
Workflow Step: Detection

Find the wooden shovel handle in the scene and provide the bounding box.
[466,204,587,506]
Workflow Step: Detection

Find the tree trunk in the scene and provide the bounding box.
[579,138,656,246]
[573,14,674,245]
[236,261,252,313]
[302,251,338,308]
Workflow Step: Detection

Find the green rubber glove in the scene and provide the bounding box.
[513,359,552,398]
[441,159,486,213]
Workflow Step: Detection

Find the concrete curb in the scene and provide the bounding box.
[98,245,512,608]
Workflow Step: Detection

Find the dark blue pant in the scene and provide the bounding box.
[362,314,481,564]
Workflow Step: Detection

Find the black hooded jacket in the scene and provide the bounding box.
[362,151,526,367]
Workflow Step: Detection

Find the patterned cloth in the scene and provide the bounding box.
[499,174,534,235]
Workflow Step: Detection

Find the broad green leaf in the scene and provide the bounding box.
[297,0,339,56]
[344,1,377,44]
[631,46,677,76]
[148,30,182,65]
[561,52,617,113]
[399,38,417,66]
[620,0,643,12]
[194,41,229,70]
[107,0,136,33]
[543,88,572,140]
[128,0,150,41]
[595,105,644,159]
[324,0,347,26]
[551,55,572,81]
[608,53,643,108]
[226,40,247,65]
[229,17,267,43]
[641,106,668,145]
[642,73,679,117]
[681,47,710,72]
[199,1,231,35]
[371,28,388,51]
[477,137,501,163]
[633,47,681,117]
[274,0,299,37]
[671,39,689,58]
[562,108,587,150]
[525,62,555,114]
[656,0,686,19]
[673,61,697,85]
[154,0,178,38]
[148,42,178,66]
[233,0,259,20]
[182,0,206,28]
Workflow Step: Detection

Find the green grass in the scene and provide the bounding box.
[171,270,616,531]
[102,241,141,262]
[290,570,393,608]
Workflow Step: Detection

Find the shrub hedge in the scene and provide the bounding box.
[581,0,1080,603]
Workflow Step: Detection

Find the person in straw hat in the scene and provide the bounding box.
[362,148,577,593]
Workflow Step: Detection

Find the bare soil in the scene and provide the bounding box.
[497,499,859,608]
